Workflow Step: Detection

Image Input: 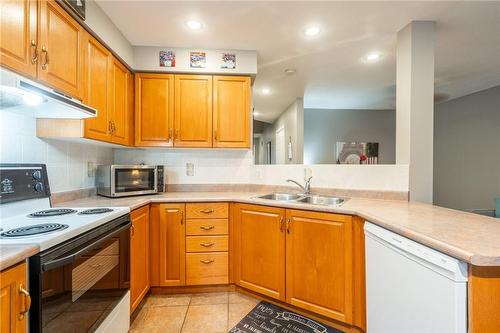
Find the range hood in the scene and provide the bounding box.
[0,68,97,119]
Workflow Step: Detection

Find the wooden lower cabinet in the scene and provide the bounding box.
[150,203,186,286]
[186,252,228,285]
[233,204,286,301]
[130,205,150,312]
[286,209,353,323]
[0,263,29,333]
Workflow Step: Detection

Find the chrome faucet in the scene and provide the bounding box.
[286,177,312,195]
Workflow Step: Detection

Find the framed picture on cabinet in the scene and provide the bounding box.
[190,52,206,68]
[159,50,176,67]
[221,53,236,69]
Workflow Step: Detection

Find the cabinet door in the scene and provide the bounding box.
[213,76,251,148]
[174,75,213,147]
[0,263,29,333]
[286,210,353,323]
[0,0,37,78]
[150,204,186,286]
[130,205,150,312]
[83,35,112,142]
[110,59,131,145]
[38,0,85,99]
[233,204,286,301]
[135,73,174,147]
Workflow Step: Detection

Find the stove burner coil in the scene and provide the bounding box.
[0,223,69,238]
[28,209,77,218]
[78,208,114,215]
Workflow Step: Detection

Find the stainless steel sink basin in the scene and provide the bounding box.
[256,193,305,201]
[297,195,346,206]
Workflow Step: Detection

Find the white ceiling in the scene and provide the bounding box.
[96,1,500,122]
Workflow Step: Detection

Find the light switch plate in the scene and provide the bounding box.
[186,163,194,176]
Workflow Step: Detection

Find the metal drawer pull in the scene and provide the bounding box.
[41,46,49,70]
[31,39,38,64]
[200,225,215,230]
[200,209,214,214]
[200,242,215,247]
[18,285,31,320]
[200,259,214,264]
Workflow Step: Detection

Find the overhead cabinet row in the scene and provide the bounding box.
[135,73,251,148]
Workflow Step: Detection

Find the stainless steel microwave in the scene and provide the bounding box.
[96,165,166,197]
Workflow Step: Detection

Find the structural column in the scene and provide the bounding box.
[396,21,435,203]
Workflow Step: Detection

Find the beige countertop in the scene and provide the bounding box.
[54,191,500,267]
[3,191,499,270]
[0,244,39,271]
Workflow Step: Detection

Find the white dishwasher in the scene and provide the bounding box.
[364,222,468,333]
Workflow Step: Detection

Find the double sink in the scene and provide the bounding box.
[256,193,346,206]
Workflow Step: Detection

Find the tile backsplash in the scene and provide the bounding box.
[0,109,113,193]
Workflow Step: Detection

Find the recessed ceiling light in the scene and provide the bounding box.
[284,68,296,74]
[304,26,320,37]
[363,51,384,63]
[261,88,271,95]
[186,20,203,30]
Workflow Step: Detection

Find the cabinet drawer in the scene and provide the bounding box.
[186,252,228,285]
[186,203,228,219]
[186,219,228,235]
[186,236,228,253]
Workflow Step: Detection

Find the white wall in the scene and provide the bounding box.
[0,109,113,193]
[304,109,396,164]
[133,46,257,75]
[114,149,409,192]
[85,0,134,67]
[434,85,500,211]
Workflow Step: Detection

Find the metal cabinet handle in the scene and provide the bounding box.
[111,121,116,133]
[41,46,48,70]
[130,225,135,237]
[200,259,214,264]
[168,128,173,142]
[200,242,215,247]
[180,211,184,224]
[200,209,214,214]
[279,216,284,232]
[18,285,31,321]
[286,218,291,234]
[200,225,215,231]
[214,129,217,142]
[174,129,179,141]
[108,121,113,134]
[30,40,38,64]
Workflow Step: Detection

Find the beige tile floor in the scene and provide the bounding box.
[129,291,260,333]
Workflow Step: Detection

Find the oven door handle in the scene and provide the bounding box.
[42,222,131,271]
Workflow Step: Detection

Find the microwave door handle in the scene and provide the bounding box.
[42,222,131,271]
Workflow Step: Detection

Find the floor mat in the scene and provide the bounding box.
[229,301,345,333]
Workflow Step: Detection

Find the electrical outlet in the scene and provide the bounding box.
[87,162,95,177]
[186,163,194,176]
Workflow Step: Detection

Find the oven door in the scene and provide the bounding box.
[29,216,130,333]
[111,165,157,197]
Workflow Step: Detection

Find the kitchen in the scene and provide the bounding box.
[1,1,499,333]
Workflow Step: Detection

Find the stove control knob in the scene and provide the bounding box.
[32,170,42,180]
[33,182,44,192]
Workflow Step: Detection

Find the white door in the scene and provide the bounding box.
[275,126,285,164]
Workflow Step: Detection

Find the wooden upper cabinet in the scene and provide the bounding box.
[135,73,174,147]
[0,0,37,78]
[83,35,112,142]
[285,210,353,323]
[233,204,286,301]
[0,263,29,333]
[37,0,85,100]
[174,75,213,147]
[130,206,150,312]
[110,59,133,145]
[149,204,186,287]
[213,76,251,148]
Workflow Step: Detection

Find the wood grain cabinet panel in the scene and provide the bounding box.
[186,252,228,285]
[186,235,229,253]
[83,34,112,142]
[285,210,353,323]
[149,204,186,286]
[0,263,29,333]
[130,205,150,312]
[174,74,213,147]
[233,204,286,301]
[135,73,174,147]
[37,0,85,99]
[213,76,251,148]
[110,58,133,145]
[0,0,37,78]
[186,203,228,219]
[186,219,228,236]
